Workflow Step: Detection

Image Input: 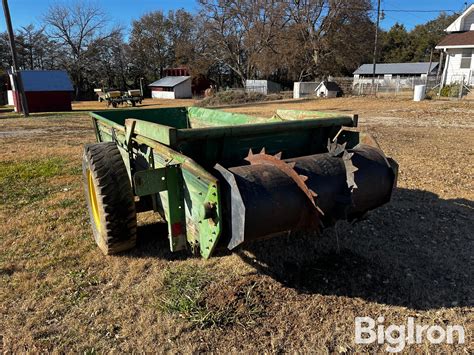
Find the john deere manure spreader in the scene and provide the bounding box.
[83,107,397,258]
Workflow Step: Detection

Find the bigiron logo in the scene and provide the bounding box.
[355,316,465,352]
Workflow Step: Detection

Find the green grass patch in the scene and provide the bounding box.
[159,264,264,328]
[160,265,210,323]
[0,157,67,206]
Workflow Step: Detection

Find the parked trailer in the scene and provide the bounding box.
[83,107,397,258]
[95,90,143,108]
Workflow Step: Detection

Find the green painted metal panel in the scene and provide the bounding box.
[198,181,221,259]
[91,107,189,128]
[187,106,281,127]
[164,165,187,252]
[125,119,177,146]
[179,169,221,258]
[175,115,354,143]
[176,126,341,168]
[133,168,167,196]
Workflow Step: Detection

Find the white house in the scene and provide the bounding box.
[436,4,474,87]
[148,76,192,99]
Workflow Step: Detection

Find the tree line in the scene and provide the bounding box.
[0,0,457,99]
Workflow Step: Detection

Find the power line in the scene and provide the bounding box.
[312,3,459,14]
[383,0,430,22]
[372,0,381,94]
[382,9,457,13]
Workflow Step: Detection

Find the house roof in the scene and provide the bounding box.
[353,62,439,75]
[148,76,190,87]
[436,31,474,48]
[445,4,474,32]
[316,81,341,92]
[17,70,73,92]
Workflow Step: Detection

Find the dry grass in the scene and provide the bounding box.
[0,97,472,352]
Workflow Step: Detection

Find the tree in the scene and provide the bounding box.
[128,9,207,86]
[43,1,122,98]
[0,32,12,69]
[409,12,459,62]
[128,11,172,82]
[198,0,287,86]
[167,9,196,67]
[285,0,374,79]
[84,31,128,90]
[379,13,459,64]
[379,23,412,63]
[16,24,60,70]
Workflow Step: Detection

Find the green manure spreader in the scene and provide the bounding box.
[83,107,398,258]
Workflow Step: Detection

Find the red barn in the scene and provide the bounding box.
[9,70,74,113]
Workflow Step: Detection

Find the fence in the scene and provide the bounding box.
[330,75,473,100]
[339,75,440,97]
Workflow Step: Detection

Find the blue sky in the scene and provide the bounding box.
[0,0,470,33]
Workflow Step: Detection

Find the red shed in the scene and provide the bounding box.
[9,70,74,113]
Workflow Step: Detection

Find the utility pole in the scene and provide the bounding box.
[139,77,144,97]
[371,0,381,96]
[426,48,433,85]
[2,0,29,117]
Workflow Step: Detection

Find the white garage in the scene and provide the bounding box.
[149,76,192,99]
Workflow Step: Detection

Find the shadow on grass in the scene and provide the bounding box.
[131,221,190,261]
[0,106,14,113]
[0,104,159,119]
[237,188,473,310]
[72,103,160,112]
[125,187,472,310]
[0,111,83,119]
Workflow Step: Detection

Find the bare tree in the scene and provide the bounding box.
[43,1,121,98]
[286,0,374,78]
[16,24,60,70]
[128,11,172,81]
[198,0,287,86]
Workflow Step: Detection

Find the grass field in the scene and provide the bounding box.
[0,97,473,352]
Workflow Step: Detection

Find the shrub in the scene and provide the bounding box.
[439,83,468,98]
[195,90,282,107]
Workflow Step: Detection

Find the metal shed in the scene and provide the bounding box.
[148,76,192,99]
[245,80,281,95]
[353,62,439,77]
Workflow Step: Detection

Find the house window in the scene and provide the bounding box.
[460,49,473,69]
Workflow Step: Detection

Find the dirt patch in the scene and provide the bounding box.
[159,264,267,328]
[202,275,268,327]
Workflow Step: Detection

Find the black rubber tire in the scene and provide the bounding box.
[82,142,137,255]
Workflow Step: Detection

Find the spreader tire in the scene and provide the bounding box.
[82,142,137,255]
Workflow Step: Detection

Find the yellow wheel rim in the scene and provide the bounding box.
[87,169,101,231]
